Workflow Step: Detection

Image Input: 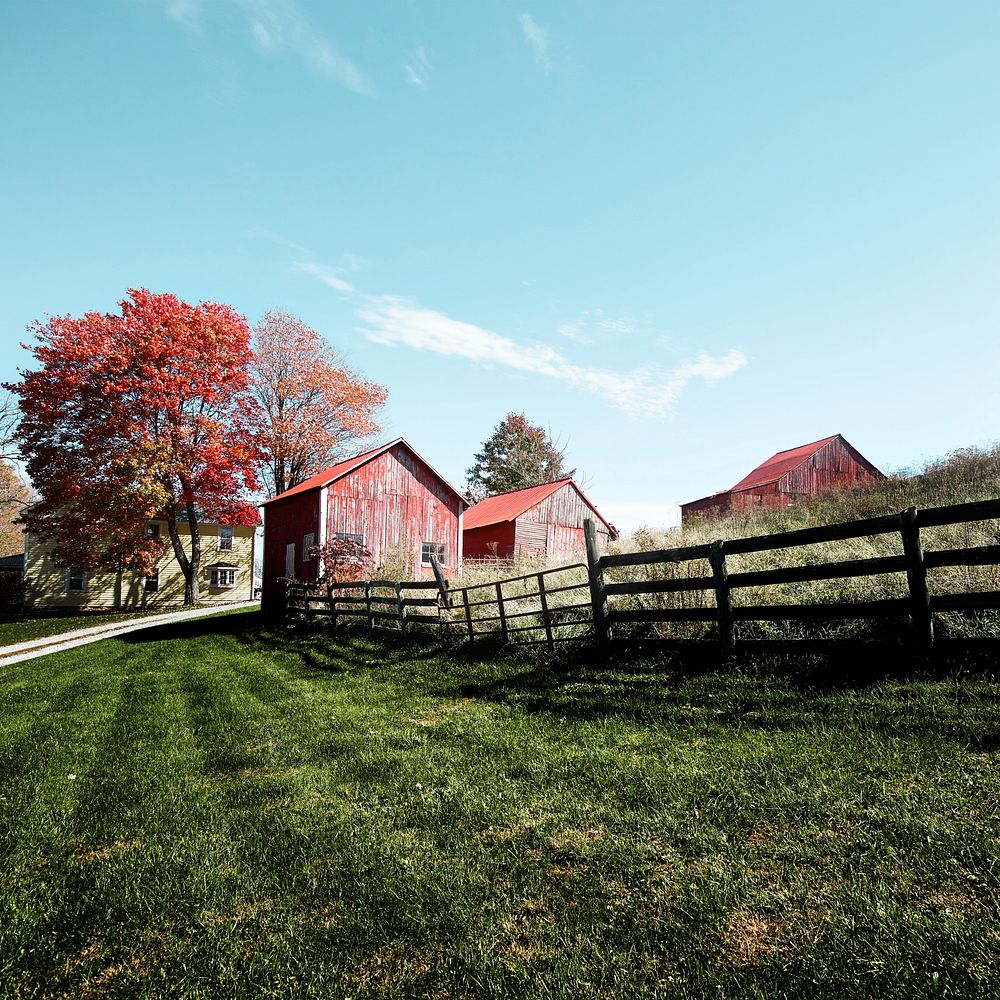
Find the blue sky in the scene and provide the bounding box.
[2,1,999,531]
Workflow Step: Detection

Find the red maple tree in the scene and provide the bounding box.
[8,289,261,605]
[249,311,387,497]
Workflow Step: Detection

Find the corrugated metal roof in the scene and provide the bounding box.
[262,438,468,507]
[464,478,617,537]
[729,435,839,493]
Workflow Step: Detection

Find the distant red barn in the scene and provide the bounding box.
[463,478,618,561]
[681,434,883,523]
[261,439,467,613]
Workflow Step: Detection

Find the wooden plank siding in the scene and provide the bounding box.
[683,435,884,522]
[464,481,616,562]
[324,446,463,577]
[262,439,466,614]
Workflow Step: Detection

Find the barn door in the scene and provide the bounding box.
[285,543,295,579]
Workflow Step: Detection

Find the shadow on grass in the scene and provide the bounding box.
[119,612,1000,749]
[117,609,265,644]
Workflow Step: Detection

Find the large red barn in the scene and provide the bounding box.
[463,478,618,562]
[261,438,467,613]
[680,434,883,522]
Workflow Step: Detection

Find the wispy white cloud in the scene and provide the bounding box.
[292,260,355,294]
[557,322,591,345]
[518,13,552,72]
[356,295,746,419]
[165,0,201,29]
[404,43,431,88]
[161,0,372,94]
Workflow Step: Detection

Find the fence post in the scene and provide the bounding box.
[395,583,408,639]
[584,518,609,649]
[709,541,734,655]
[900,506,933,651]
[326,581,338,630]
[429,554,453,610]
[462,587,474,641]
[496,582,509,643]
[365,581,374,632]
[537,572,554,649]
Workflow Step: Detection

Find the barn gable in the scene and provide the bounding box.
[261,438,466,612]
[681,434,883,522]
[463,478,617,561]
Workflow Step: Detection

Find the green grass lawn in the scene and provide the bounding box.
[2,614,999,998]
[0,605,252,649]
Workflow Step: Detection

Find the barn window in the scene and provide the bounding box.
[421,542,446,566]
[219,526,233,551]
[66,567,87,593]
[302,532,315,560]
[209,565,237,588]
[335,532,364,545]
[144,569,159,594]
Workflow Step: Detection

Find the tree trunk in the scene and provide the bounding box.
[165,499,200,607]
[184,488,201,606]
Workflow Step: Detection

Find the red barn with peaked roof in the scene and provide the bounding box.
[261,438,467,613]
[681,434,883,522]
[463,478,618,561]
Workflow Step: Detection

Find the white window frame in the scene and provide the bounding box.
[210,566,237,589]
[219,526,233,552]
[144,568,160,594]
[146,522,161,540]
[66,567,88,593]
[421,541,446,567]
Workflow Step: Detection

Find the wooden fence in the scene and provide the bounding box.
[589,498,1000,651]
[283,562,593,649]
[284,497,1000,654]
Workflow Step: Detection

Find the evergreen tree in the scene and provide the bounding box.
[465,413,572,502]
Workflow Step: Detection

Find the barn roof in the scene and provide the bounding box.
[261,438,467,507]
[464,478,618,537]
[729,435,841,493]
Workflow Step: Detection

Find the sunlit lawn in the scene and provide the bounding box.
[1,612,999,998]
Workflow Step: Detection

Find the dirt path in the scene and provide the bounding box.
[0,602,260,667]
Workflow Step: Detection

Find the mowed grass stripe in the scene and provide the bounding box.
[0,619,999,997]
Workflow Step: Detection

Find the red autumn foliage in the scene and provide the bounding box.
[7,289,261,605]
[249,311,387,497]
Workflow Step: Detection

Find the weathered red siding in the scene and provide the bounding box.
[463,523,517,559]
[325,444,463,576]
[464,481,615,562]
[681,435,883,523]
[261,490,320,612]
[515,482,612,560]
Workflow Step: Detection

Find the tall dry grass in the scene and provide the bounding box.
[607,444,1000,640]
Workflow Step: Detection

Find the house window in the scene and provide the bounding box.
[335,532,364,545]
[219,526,233,552]
[302,532,315,561]
[209,566,237,588]
[144,569,159,594]
[146,522,160,540]
[421,542,446,566]
[66,567,87,593]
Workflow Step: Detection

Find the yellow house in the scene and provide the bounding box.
[23,520,257,610]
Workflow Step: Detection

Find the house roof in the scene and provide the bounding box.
[261,438,468,508]
[729,435,841,493]
[464,478,618,537]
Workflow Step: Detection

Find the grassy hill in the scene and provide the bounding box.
[1,613,999,998]
[608,444,1000,640]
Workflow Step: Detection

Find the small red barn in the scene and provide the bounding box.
[463,478,618,562]
[680,434,883,522]
[261,438,467,613]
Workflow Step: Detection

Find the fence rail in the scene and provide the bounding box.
[284,497,1000,654]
